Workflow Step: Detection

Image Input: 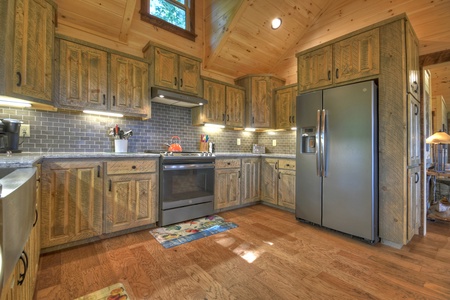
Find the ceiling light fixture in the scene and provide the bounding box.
[271,18,282,30]
[83,110,124,118]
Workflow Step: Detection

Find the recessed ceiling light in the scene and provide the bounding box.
[271,18,282,30]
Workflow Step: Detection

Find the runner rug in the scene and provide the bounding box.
[150,215,238,248]
[75,282,129,300]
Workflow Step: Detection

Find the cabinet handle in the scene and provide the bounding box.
[33,208,38,227]
[109,179,112,192]
[335,68,339,79]
[16,72,22,87]
[227,114,229,121]
[112,96,116,106]
[238,170,241,178]
[180,78,183,87]
[328,70,331,81]
[103,94,106,105]
[415,172,419,184]
[412,81,419,94]
[275,161,278,169]
[174,77,177,86]
[278,172,281,179]
[223,114,225,121]
[414,103,419,115]
[292,116,295,124]
[286,164,290,167]
[289,116,292,123]
[252,116,255,125]
[97,165,101,178]
[227,162,231,165]
[17,251,28,286]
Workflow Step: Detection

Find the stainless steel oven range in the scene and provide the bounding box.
[159,152,215,226]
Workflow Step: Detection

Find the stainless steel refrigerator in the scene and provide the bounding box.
[295,80,378,243]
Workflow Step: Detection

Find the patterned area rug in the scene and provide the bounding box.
[75,282,129,300]
[150,215,238,248]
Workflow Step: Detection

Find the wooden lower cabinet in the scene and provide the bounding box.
[261,158,296,209]
[215,159,241,209]
[241,158,261,204]
[41,160,104,248]
[104,159,158,233]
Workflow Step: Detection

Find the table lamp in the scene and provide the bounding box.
[426,131,450,172]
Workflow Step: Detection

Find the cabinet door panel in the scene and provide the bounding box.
[110,54,149,115]
[298,46,332,92]
[59,40,108,109]
[13,0,54,101]
[241,158,260,204]
[406,22,420,100]
[261,159,278,204]
[215,169,240,209]
[251,77,271,127]
[408,95,420,166]
[334,29,380,83]
[135,174,158,224]
[203,80,226,124]
[179,56,200,94]
[278,169,296,209]
[154,47,178,89]
[41,161,103,248]
[226,86,245,127]
[275,88,292,129]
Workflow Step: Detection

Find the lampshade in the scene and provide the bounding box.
[426,131,450,144]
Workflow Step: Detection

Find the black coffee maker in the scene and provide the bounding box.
[0,119,23,153]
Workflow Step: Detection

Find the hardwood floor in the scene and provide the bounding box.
[34,204,450,299]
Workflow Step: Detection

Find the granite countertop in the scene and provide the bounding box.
[0,152,295,168]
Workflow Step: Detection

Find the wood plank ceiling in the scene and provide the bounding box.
[55,0,450,103]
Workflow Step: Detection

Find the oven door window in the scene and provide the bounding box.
[162,167,214,209]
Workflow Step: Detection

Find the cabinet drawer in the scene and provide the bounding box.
[278,159,296,170]
[106,159,157,174]
[216,159,241,169]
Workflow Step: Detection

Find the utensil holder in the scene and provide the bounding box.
[115,140,128,152]
[199,141,208,152]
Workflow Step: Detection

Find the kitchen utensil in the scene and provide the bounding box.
[167,136,182,152]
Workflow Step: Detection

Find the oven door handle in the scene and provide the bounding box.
[163,163,215,170]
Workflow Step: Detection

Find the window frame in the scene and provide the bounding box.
[140,0,196,41]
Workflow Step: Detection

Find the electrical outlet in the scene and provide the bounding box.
[272,139,277,146]
[237,138,241,146]
[21,124,30,137]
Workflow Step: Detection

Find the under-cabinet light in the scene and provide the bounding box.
[204,123,225,129]
[0,96,32,108]
[291,127,297,131]
[83,110,124,118]
[244,127,256,132]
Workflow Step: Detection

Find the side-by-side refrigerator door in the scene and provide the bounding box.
[296,90,323,225]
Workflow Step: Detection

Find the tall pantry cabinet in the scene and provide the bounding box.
[296,14,421,246]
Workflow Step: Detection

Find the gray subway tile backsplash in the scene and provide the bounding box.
[0,103,296,154]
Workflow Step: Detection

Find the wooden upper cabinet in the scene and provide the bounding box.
[179,56,201,94]
[192,79,245,128]
[110,54,149,115]
[334,28,380,84]
[297,28,379,92]
[298,46,333,92]
[154,47,178,90]
[58,40,108,110]
[226,86,245,127]
[406,22,420,101]
[151,45,201,95]
[13,0,55,102]
[275,85,297,130]
[202,80,226,124]
[235,75,285,128]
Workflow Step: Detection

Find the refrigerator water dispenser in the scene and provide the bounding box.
[301,127,316,153]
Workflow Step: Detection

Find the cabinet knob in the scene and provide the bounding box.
[132,165,137,169]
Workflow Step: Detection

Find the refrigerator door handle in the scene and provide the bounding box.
[321,109,327,177]
[316,109,322,176]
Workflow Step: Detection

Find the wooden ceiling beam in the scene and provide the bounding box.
[119,0,136,42]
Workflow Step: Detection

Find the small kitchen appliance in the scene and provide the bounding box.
[0,119,23,153]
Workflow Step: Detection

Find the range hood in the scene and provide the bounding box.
[151,87,208,108]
